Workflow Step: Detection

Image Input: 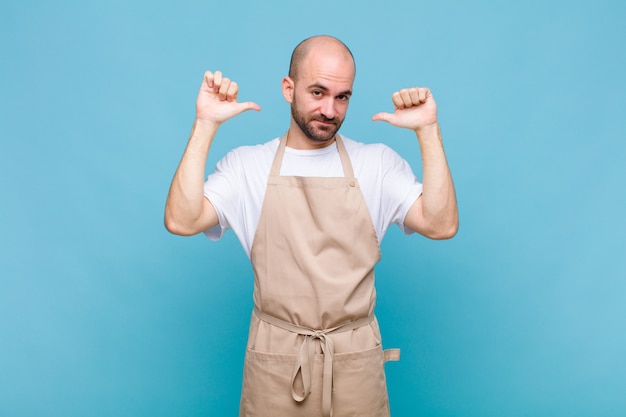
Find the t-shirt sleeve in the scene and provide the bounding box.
[380,145,423,234]
[202,150,242,240]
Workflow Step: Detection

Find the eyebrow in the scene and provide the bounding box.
[307,83,352,97]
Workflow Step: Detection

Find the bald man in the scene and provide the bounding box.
[165,36,457,417]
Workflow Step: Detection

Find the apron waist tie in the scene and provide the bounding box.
[253,306,375,417]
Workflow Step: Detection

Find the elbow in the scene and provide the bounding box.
[428,222,458,240]
[164,213,198,236]
[423,215,459,240]
[164,198,216,236]
[164,216,183,235]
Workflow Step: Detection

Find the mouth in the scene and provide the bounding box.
[313,119,336,127]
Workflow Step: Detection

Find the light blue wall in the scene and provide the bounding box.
[2,1,625,416]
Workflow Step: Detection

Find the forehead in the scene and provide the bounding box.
[297,47,355,89]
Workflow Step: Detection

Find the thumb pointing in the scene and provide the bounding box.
[372,112,393,123]
[240,101,262,113]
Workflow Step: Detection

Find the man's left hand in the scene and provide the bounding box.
[372,87,438,132]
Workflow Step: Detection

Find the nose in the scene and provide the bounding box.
[320,98,336,120]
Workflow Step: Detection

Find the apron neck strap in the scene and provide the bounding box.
[270,132,355,178]
[334,134,355,178]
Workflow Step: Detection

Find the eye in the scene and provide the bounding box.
[312,90,322,97]
[337,94,350,101]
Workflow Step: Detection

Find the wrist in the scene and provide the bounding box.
[414,122,441,142]
[186,118,220,151]
[193,118,221,132]
[190,118,220,142]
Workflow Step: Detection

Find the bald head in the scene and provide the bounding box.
[288,36,355,81]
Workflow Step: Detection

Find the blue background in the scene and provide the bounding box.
[2,1,625,416]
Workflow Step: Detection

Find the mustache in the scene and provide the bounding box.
[311,114,338,124]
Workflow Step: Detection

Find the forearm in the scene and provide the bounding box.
[415,123,458,238]
[165,119,219,235]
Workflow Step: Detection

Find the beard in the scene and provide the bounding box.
[291,94,344,143]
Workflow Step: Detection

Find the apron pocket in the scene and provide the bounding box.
[241,348,319,417]
[332,345,391,417]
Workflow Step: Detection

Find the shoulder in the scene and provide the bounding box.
[226,137,280,160]
[215,138,279,170]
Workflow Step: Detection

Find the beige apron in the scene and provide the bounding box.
[240,134,399,417]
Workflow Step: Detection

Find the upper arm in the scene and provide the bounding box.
[403,195,428,236]
[198,196,220,232]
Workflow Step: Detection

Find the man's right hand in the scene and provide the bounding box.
[196,70,261,125]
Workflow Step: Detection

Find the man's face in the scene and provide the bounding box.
[290,86,348,143]
[288,50,355,144]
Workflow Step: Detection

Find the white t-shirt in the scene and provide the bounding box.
[203,135,423,258]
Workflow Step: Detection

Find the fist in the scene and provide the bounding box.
[372,87,438,132]
[196,71,260,125]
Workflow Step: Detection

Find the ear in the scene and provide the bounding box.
[281,76,294,103]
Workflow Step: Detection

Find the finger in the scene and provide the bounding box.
[203,71,215,89]
[226,81,239,102]
[391,91,404,109]
[213,71,223,93]
[418,87,430,103]
[399,89,412,108]
[409,88,420,105]
[218,77,231,100]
